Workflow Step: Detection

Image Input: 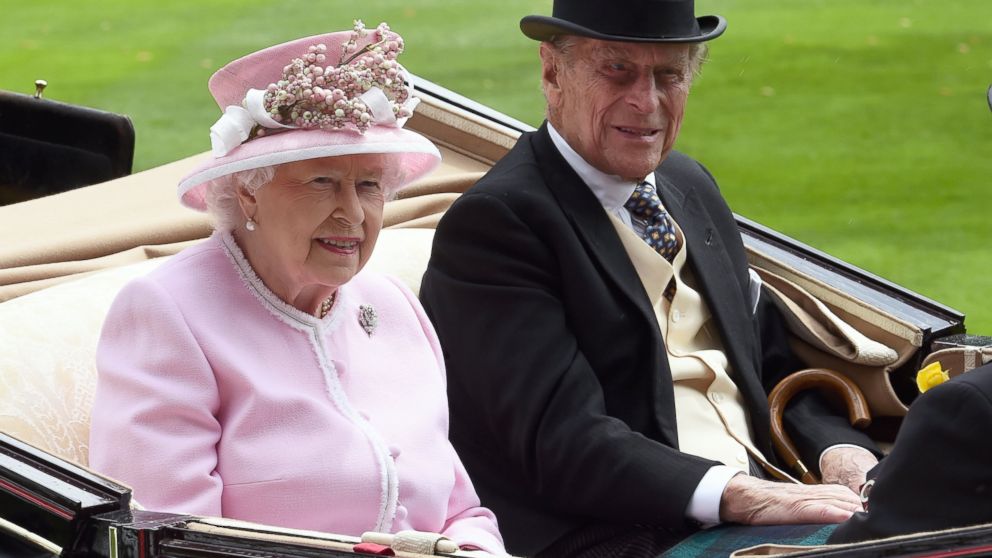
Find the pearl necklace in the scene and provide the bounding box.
[319,292,337,319]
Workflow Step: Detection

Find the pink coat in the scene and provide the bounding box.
[89,232,503,554]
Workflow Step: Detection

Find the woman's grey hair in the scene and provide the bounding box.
[203,157,406,231]
[204,166,277,232]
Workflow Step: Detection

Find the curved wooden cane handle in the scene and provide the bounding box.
[768,368,872,484]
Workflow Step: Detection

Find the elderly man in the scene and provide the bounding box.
[421,1,880,556]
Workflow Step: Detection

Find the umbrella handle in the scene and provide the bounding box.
[768,368,872,484]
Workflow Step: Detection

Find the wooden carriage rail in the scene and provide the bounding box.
[412,78,533,136]
[406,77,525,168]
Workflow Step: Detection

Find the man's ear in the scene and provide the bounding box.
[539,43,562,107]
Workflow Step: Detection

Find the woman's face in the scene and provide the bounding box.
[239,155,387,301]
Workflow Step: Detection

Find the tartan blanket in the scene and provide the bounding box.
[661,524,836,558]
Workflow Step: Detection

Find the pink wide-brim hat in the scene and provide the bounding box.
[178,30,441,211]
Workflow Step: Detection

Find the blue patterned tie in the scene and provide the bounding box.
[624,181,681,262]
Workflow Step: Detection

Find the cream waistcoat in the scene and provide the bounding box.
[609,215,791,479]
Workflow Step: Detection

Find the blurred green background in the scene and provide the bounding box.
[2,0,990,331]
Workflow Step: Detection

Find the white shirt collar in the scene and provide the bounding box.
[546,122,656,213]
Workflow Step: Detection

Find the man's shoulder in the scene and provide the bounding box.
[656,150,716,190]
[470,131,546,192]
[659,149,702,172]
[452,131,561,214]
[433,130,575,241]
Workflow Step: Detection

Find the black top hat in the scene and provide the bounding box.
[521,0,726,43]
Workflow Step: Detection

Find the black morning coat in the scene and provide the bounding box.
[420,123,879,556]
[829,362,992,544]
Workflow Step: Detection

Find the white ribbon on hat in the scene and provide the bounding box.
[209,105,255,158]
[244,88,293,130]
[209,89,292,158]
[208,82,420,158]
[357,64,421,128]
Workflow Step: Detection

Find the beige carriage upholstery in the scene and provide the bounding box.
[750,258,919,419]
[0,93,942,468]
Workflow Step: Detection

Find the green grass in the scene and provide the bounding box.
[3,0,991,333]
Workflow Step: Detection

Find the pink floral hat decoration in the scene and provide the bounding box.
[178,21,441,211]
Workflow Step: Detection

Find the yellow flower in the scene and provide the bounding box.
[916,361,950,393]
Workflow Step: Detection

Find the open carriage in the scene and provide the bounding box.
[1,78,991,558]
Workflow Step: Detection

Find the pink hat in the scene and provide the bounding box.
[178,22,441,211]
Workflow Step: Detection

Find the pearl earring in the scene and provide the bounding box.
[245,219,257,232]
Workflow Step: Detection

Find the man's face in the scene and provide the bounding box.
[541,37,694,181]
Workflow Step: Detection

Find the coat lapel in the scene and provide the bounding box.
[532,125,658,328]
[531,125,679,446]
[654,172,768,415]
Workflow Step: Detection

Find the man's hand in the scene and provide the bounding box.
[719,474,863,525]
[820,446,878,494]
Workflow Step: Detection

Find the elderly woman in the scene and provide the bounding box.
[88,23,504,554]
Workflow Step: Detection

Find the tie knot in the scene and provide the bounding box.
[624,181,662,219]
[623,180,681,264]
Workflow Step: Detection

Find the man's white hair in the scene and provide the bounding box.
[548,35,708,78]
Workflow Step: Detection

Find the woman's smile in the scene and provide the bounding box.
[315,236,361,255]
